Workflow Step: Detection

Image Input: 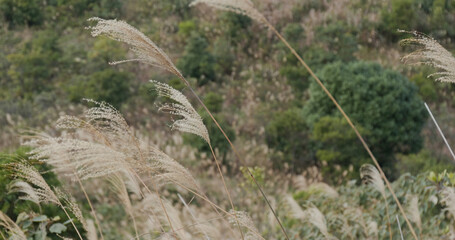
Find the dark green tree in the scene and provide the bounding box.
[67,69,131,108]
[0,0,43,27]
[304,61,426,174]
[265,108,313,171]
[177,33,216,86]
[184,112,236,168]
[6,30,61,100]
[380,0,417,41]
[312,116,370,183]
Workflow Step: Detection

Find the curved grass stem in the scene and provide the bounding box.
[263,21,419,240]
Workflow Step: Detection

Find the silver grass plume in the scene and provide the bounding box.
[10,161,59,204]
[405,195,422,232]
[284,195,305,219]
[57,99,138,152]
[8,180,40,205]
[87,18,181,75]
[86,219,99,240]
[55,188,88,231]
[367,220,378,240]
[149,149,201,193]
[190,0,266,23]
[108,173,139,238]
[108,173,135,217]
[284,196,334,239]
[152,80,210,144]
[136,194,190,240]
[303,207,334,239]
[400,31,455,83]
[177,193,214,240]
[0,211,27,240]
[28,137,131,180]
[440,187,455,219]
[360,164,386,199]
[228,210,264,240]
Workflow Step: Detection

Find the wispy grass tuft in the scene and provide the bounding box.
[400,30,455,83]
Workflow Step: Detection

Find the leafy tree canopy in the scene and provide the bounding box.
[304,61,426,168]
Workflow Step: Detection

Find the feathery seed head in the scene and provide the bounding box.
[360,164,386,198]
[10,161,59,204]
[406,194,422,232]
[8,181,41,205]
[303,206,332,239]
[190,0,266,23]
[148,149,201,192]
[152,80,210,144]
[400,31,455,83]
[228,210,263,240]
[87,18,181,75]
[440,187,455,220]
[55,188,88,231]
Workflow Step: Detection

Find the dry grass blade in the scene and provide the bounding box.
[190,0,265,23]
[400,31,455,83]
[87,18,180,75]
[152,80,210,143]
[0,211,27,240]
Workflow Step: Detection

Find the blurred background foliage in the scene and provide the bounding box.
[1,0,455,238]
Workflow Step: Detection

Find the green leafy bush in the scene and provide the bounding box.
[203,92,223,113]
[67,69,131,108]
[265,108,313,171]
[304,61,426,174]
[0,0,43,27]
[6,30,61,99]
[312,116,370,183]
[177,33,216,86]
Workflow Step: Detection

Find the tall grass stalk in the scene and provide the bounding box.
[189,1,419,239]
[424,102,455,161]
[265,21,419,240]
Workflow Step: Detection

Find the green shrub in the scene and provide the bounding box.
[314,22,358,62]
[178,20,196,38]
[67,69,131,108]
[312,116,369,182]
[410,70,437,101]
[380,0,417,41]
[396,150,455,175]
[220,12,252,42]
[177,33,216,86]
[0,0,43,27]
[304,61,427,174]
[265,108,313,171]
[6,30,61,99]
[213,38,235,75]
[203,92,223,113]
